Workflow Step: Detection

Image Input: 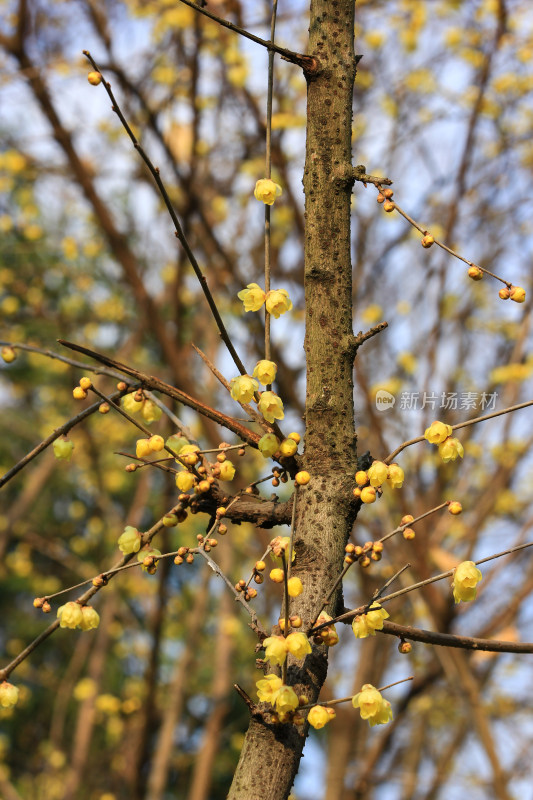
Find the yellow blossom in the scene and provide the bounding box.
[79,606,100,631]
[230,374,258,403]
[136,438,152,459]
[265,289,293,319]
[57,601,83,629]
[352,684,392,726]
[452,561,482,603]
[141,399,162,423]
[286,632,312,659]
[176,471,196,492]
[280,438,298,457]
[274,685,299,715]
[218,460,236,481]
[263,635,288,666]
[424,420,453,444]
[254,178,282,205]
[122,393,144,414]
[256,674,283,703]
[258,433,280,458]
[118,526,141,554]
[351,604,389,638]
[308,705,334,729]
[257,391,284,423]
[287,577,303,597]
[237,282,266,312]
[53,437,75,461]
[368,698,393,727]
[253,359,277,385]
[367,460,388,487]
[0,681,19,708]
[360,486,376,504]
[438,437,464,463]
[387,463,404,488]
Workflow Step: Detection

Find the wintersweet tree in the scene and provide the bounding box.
[1,1,533,799]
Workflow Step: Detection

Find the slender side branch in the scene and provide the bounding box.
[381,621,533,654]
[384,398,533,464]
[0,388,129,489]
[176,0,317,71]
[58,340,261,447]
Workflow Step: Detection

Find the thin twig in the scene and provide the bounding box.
[195,547,267,638]
[0,387,129,489]
[309,540,533,633]
[299,676,414,710]
[83,50,248,378]
[380,621,533,654]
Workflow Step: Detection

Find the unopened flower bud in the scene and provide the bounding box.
[403,527,415,540]
[448,501,462,515]
[468,266,483,281]
[87,71,102,85]
[510,286,526,303]
[421,234,434,248]
[398,640,412,654]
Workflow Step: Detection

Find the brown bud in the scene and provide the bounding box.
[218,524,227,535]
[117,381,127,391]
[398,640,412,654]
[186,554,194,564]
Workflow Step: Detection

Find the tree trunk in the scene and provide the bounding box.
[227,2,359,797]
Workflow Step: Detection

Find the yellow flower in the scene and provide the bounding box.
[57,601,83,629]
[274,685,299,715]
[387,463,404,488]
[263,635,288,666]
[367,460,389,487]
[352,684,392,726]
[256,674,283,703]
[360,486,376,504]
[136,438,152,459]
[118,526,142,554]
[265,289,293,319]
[351,604,389,638]
[0,681,19,708]
[230,374,258,403]
[141,399,162,423]
[148,435,165,452]
[237,282,266,312]
[176,471,196,492]
[253,359,277,385]
[287,577,303,597]
[257,391,284,423]
[438,437,464,463]
[179,444,200,465]
[369,698,393,727]
[280,438,298,457]
[452,561,482,603]
[53,437,75,461]
[218,460,236,481]
[258,433,280,458]
[79,606,100,631]
[254,178,282,205]
[308,705,333,729]
[286,632,312,659]
[424,420,453,444]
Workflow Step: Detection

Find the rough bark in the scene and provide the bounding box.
[227,2,359,798]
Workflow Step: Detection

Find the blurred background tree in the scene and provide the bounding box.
[1,0,533,798]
